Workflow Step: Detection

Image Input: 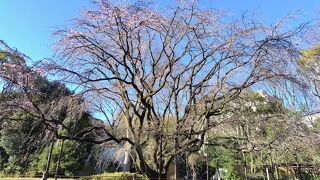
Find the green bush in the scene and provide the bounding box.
[81,172,149,180]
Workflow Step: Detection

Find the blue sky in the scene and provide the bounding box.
[0,0,319,61]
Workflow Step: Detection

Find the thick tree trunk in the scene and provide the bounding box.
[142,166,167,180]
[148,173,167,180]
[134,145,160,179]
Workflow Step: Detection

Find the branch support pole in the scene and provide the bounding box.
[42,139,55,180]
[54,139,64,180]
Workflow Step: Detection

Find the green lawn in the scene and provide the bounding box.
[1,178,75,180]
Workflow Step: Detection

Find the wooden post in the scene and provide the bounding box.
[216,159,221,180]
[250,152,254,174]
[266,166,270,180]
[206,154,209,180]
[298,164,303,180]
[312,165,316,180]
[268,151,275,179]
[54,139,64,180]
[274,165,279,180]
[42,139,55,180]
[243,152,248,180]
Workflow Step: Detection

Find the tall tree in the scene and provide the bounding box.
[0,40,100,177]
[47,1,305,178]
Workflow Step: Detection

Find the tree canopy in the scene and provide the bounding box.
[2,0,320,179]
